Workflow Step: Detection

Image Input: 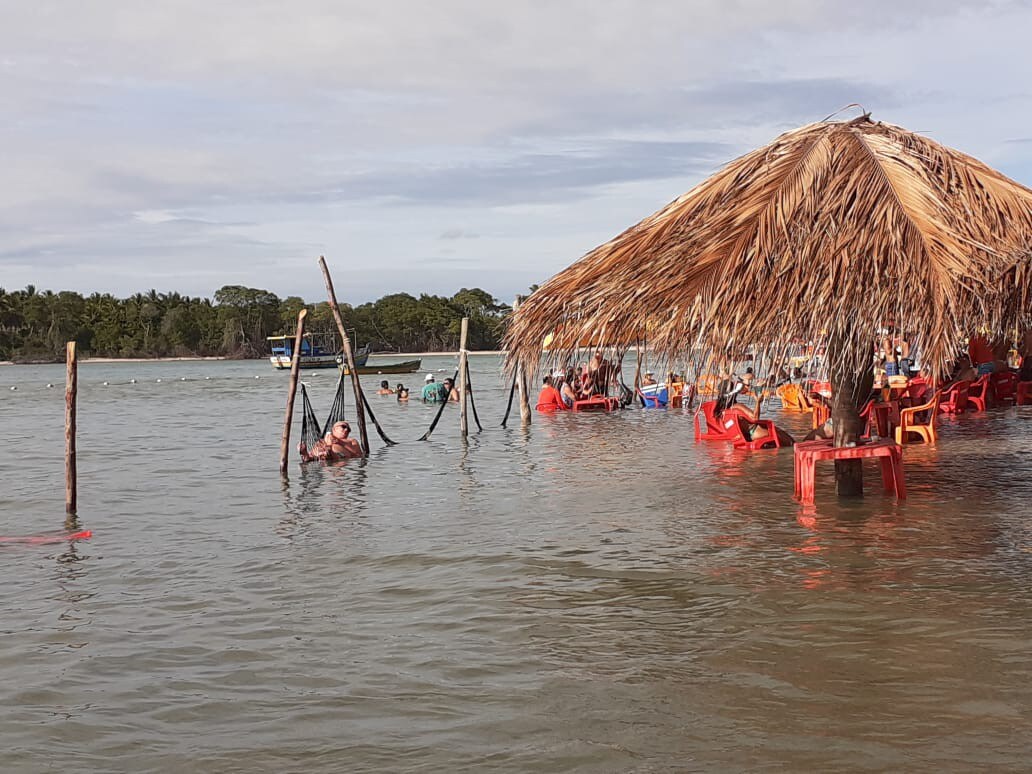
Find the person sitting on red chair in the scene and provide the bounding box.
[536,375,567,412]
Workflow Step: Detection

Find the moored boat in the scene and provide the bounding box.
[339,357,422,375]
[268,333,369,370]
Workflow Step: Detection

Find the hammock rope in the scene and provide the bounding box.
[360,390,397,445]
[464,358,483,432]
[500,371,518,427]
[299,382,326,451]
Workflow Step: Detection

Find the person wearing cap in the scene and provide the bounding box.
[421,373,442,403]
[642,370,657,386]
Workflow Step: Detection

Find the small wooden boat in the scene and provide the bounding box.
[339,358,422,375]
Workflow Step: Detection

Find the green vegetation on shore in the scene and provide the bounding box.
[0,285,509,362]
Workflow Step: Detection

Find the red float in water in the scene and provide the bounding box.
[0,530,92,545]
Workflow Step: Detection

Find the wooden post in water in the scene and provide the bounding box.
[318,256,370,457]
[830,334,874,497]
[65,341,77,515]
[458,317,469,438]
[279,308,308,475]
[513,298,532,426]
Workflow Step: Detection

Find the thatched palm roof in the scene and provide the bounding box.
[506,115,1032,376]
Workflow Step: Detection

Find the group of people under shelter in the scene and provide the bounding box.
[778,329,1032,443]
[533,329,1031,448]
[536,351,620,410]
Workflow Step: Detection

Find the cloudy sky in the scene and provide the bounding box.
[3,0,1031,304]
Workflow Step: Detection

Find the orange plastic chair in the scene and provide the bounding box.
[895,390,941,445]
[776,383,810,412]
[668,382,684,408]
[696,374,720,396]
[939,380,970,414]
[967,374,993,412]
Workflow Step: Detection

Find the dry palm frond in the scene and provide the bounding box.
[505,115,1032,380]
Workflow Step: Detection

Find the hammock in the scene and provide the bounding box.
[299,375,350,451]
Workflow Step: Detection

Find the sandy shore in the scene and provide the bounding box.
[1,352,506,366]
[80,356,229,364]
[372,350,504,358]
[0,356,229,366]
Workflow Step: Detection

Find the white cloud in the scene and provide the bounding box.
[1,1,1030,301]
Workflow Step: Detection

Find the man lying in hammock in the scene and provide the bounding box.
[299,421,363,462]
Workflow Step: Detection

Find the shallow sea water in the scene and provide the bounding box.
[1,355,1031,773]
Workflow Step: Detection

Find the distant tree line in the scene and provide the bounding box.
[0,285,511,362]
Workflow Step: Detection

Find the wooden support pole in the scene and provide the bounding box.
[279,309,308,475]
[519,369,532,426]
[65,341,77,515]
[458,317,469,438]
[830,335,874,497]
[513,298,531,426]
[634,340,642,393]
[318,256,370,457]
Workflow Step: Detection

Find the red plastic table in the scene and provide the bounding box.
[572,396,619,412]
[793,438,906,505]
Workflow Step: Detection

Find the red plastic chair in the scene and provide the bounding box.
[1018,381,1032,406]
[693,401,748,442]
[902,378,934,407]
[857,398,879,439]
[967,374,993,412]
[939,380,970,414]
[728,415,785,450]
[991,371,1019,406]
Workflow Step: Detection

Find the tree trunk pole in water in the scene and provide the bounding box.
[830,340,875,497]
[458,317,469,438]
[634,340,642,392]
[513,298,532,427]
[65,341,77,515]
[318,256,370,457]
[279,309,308,475]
